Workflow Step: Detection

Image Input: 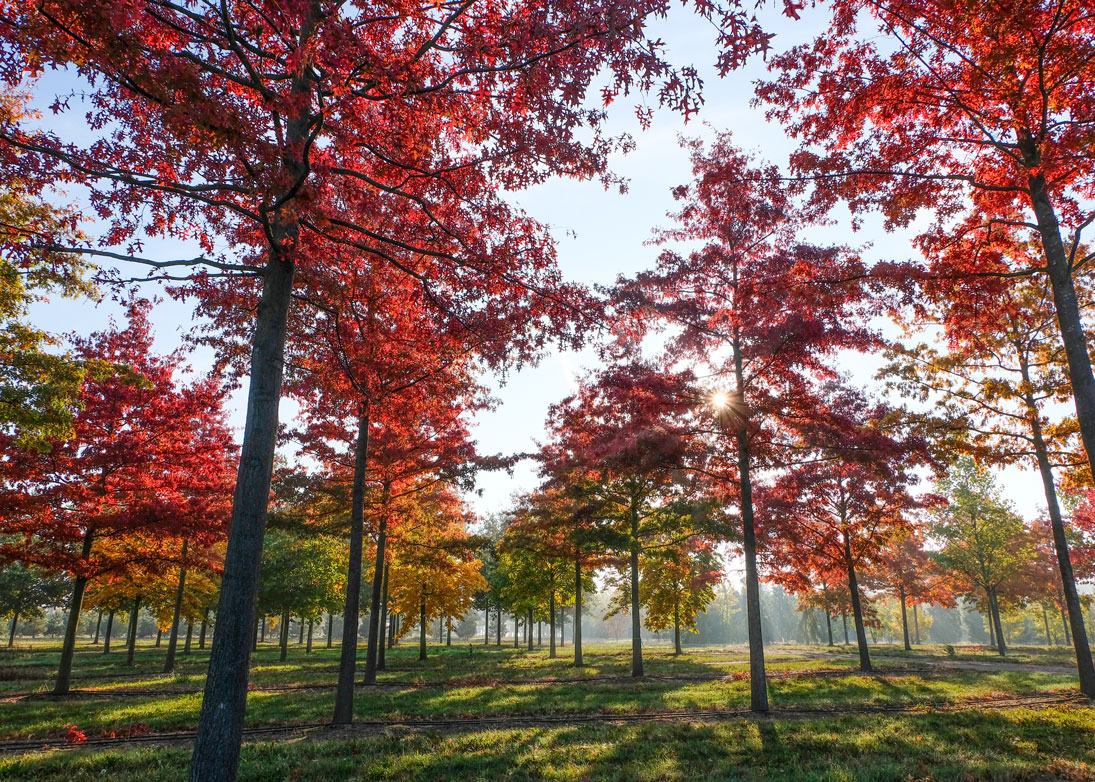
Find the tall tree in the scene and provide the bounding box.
[614,135,876,708]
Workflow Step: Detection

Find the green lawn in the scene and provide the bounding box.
[1,640,1092,781]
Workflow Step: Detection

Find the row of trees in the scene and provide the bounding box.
[1,2,1094,780]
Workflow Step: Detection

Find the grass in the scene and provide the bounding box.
[1,639,1092,780]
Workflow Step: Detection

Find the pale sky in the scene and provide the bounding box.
[25,3,1050,529]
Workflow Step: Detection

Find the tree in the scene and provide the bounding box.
[931,459,1033,656]
[257,529,345,663]
[0,562,68,647]
[762,383,933,672]
[871,531,954,650]
[0,300,235,692]
[614,135,876,708]
[637,537,722,654]
[541,359,702,677]
[761,2,1095,690]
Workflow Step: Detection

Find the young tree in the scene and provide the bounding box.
[931,459,1034,656]
[870,531,954,650]
[0,562,68,647]
[0,301,235,692]
[637,537,722,655]
[614,136,876,707]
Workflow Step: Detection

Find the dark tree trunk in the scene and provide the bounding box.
[574,557,583,667]
[326,613,332,649]
[446,620,451,647]
[125,595,141,667]
[513,614,519,648]
[190,196,300,782]
[8,613,17,647]
[1020,354,1095,693]
[988,604,996,649]
[306,618,313,653]
[279,609,290,663]
[495,607,501,646]
[378,563,390,670]
[55,530,94,694]
[103,610,114,655]
[156,628,162,648]
[527,608,534,651]
[1044,605,1054,646]
[260,617,266,643]
[298,619,304,645]
[199,609,208,650]
[419,599,427,661]
[736,419,767,710]
[560,615,565,647]
[549,591,557,659]
[913,605,921,645]
[538,621,542,646]
[184,621,193,654]
[842,612,849,645]
[825,611,833,647]
[363,502,390,685]
[673,602,682,655]
[899,584,911,652]
[629,503,643,678]
[164,540,189,674]
[989,588,1006,657]
[1060,594,1073,646]
[484,608,490,645]
[334,408,371,721]
[93,610,102,645]
[843,535,871,673]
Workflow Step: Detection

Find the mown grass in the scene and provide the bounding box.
[4,706,1095,781]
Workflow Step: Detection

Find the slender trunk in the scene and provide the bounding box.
[199,609,208,650]
[253,617,259,652]
[260,618,266,643]
[843,534,871,673]
[574,557,583,667]
[549,590,557,659]
[1020,354,1095,693]
[674,601,682,655]
[1059,593,1073,646]
[989,588,1006,657]
[164,540,189,674]
[736,419,767,709]
[298,620,304,645]
[184,621,193,654]
[306,618,313,653]
[363,494,390,687]
[156,628,162,648]
[988,603,996,649]
[326,613,332,649]
[125,595,141,667]
[378,563,389,670]
[484,608,489,645]
[55,530,94,694]
[842,612,849,645]
[527,608,534,651]
[333,408,372,720]
[446,620,451,647]
[629,502,643,678]
[103,610,114,655]
[913,605,921,645]
[513,614,519,648]
[899,584,911,652]
[419,598,427,661]
[190,162,302,782]
[1044,605,1054,646]
[495,607,501,646]
[93,610,102,646]
[279,609,289,662]
[8,613,17,647]
[538,621,542,646]
[825,611,833,647]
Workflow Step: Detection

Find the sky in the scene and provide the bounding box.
[25,2,1050,529]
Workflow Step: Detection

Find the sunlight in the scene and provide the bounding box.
[709,390,731,410]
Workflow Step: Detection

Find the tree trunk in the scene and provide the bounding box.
[92,610,102,645]
[495,607,501,646]
[842,612,849,645]
[913,605,921,645]
[279,609,290,662]
[125,594,141,667]
[899,584,911,652]
[484,608,490,645]
[674,602,682,655]
[298,619,304,645]
[306,618,313,653]
[989,588,1006,656]
[1020,355,1095,693]
[1044,605,1054,646]
[447,620,451,647]
[843,535,871,673]
[362,501,389,686]
[333,408,372,720]
[184,620,193,654]
[988,605,996,649]
[560,615,565,647]
[527,608,534,651]
[326,613,332,649]
[513,614,519,648]
[55,529,94,694]
[156,628,163,648]
[419,598,427,661]
[629,503,643,678]
[1060,593,1073,646]
[733,384,768,711]
[574,557,583,667]
[538,621,542,646]
[378,563,390,670]
[260,618,266,643]
[103,610,114,655]
[8,613,17,648]
[549,591,557,659]
[164,540,189,674]
[190,194,301,782]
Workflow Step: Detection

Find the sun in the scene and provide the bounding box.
[709,390,731,410]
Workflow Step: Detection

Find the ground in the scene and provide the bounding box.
[1,638,1093,781]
